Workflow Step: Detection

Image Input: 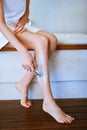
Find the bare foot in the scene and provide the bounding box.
[16,82,32,108]
[43,100,74,123]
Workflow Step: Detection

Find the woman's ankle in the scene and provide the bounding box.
[43,97,55,105]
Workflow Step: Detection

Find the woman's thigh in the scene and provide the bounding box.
[15,30,48,50]
[37,30,56,39]
[5,42,14,48]
[5,30,54,51]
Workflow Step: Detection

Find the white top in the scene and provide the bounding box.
[0,0,39,49]
[3,0,26,27]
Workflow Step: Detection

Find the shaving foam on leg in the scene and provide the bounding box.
[35,52,49,80]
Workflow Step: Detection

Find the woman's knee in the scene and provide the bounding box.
[15,30,48,51]
[35,35,49,52]
[49,34,57,52]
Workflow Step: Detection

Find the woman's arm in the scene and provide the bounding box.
[18,0,30,25]
[0,0,35,71]
[14,0,30,34]
[0,0,26,53]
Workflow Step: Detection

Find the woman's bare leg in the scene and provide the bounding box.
[16,31,57,108]
[6,30,74,123]
[37,30,57,57]
[5,42,35,108]
[16,71,35,108]
[34,38,74,124]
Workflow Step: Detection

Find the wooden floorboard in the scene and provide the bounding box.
[0,99,87,130]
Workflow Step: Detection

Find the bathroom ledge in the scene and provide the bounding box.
[56,44,87,50]
[0,44,87,51]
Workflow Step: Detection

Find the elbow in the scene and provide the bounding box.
[0,18,6,26]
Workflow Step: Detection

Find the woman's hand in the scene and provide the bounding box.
[13,13,28,34]
[21,50,37,72]
[13,22,26,34]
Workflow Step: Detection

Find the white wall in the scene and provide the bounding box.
[30,0,87,33]
[0,81,87,100]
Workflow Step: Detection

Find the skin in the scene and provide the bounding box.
[0,0,74,123]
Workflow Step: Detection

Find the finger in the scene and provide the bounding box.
[16,26,23,32]
[20,27,26,33]
[22,64,26,70]
[30,63,35,72]
[33,60,37,69]
[25,65,31,72]
[14,23,18,28]
[22,64,30,71]
[13,27,20,34]
[14,26,23,34]
[14,23,22,31]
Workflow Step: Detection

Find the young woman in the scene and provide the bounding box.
[0,0,74,123]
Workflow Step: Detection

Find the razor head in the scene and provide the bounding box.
[35,68,43,77]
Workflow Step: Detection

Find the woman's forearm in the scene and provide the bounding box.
[0,0,36,71]
[0,23,27,54]
[19,0,30,24]
[0,0,26,54]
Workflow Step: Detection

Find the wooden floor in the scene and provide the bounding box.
[0,99,87,130]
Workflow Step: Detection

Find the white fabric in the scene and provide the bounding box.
[3,0,26,26]
[0,32,8,49]
[0,0,40,49]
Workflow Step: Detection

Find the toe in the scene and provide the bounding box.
[22,104,30,108]
[27,101,32,106]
